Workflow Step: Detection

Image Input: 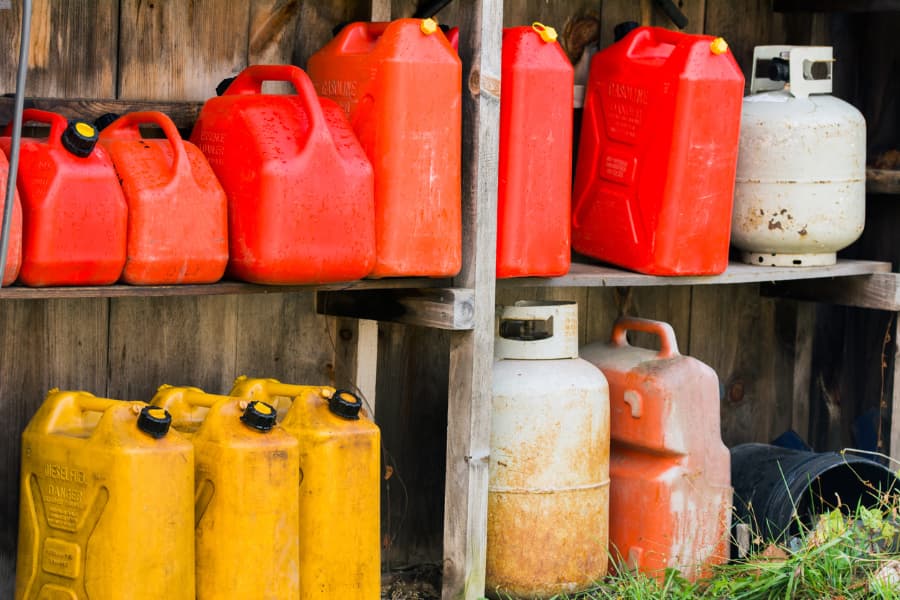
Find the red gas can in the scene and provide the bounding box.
[308,18,462,278]
[99,112,228,285]
[572,27,744,275]
[190,65,375,285]
[1,109,127,286]
[497,23,573,278]
[581,318,731,580]
[0,152,23,285]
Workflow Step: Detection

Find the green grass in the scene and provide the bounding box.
[491,475,900,600]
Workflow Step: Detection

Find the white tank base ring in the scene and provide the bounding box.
[742,251,837,267]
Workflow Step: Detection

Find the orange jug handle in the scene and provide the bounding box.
[3,108,68,143]
[609,317,680,359]
[332,21,390,53]
[98,111,188,180]
[224,65,328,138]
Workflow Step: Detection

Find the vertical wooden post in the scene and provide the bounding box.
[890,315,900,461]
[443,1,501,599]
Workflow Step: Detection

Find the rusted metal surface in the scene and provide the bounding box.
[488,302,610,599]
[582,318,731,581]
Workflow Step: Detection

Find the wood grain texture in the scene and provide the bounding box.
[0,0,117,97]
[117,0,251,101]
[106,296,239,399]
[0,98,202,131]
[443,1,501,598]
[233,292,335,389]
[318,288,476,330]
[377,323,451,570]
[764,273,900,311]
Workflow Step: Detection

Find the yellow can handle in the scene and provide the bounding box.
[230,376,331,402]
[532,22,558,43]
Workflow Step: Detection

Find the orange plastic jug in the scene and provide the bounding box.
[15,390,194,600]
[572,27,744,275]
[0,151,23,285]
[497,23,573,278]
[308,18,462,277]
[581,318,731,580]
[229,377,380,599]
[190,65,375,284]
[99,112,228,285]
[1,110,127,286]
[150,385,300,600]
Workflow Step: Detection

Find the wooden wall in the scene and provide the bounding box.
[0,0,891,590]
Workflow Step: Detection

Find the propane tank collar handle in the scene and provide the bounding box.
[610,317,680,359]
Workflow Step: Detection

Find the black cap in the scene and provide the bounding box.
[328,389,362,420]
[61,120,98,157]
[93,113,120,132]
[614,21,639,42]
[216,76,236,96]
[240,400,277,432]
[137,406,172,438]
[768,57,790,82]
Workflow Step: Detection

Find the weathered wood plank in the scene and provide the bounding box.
[0,97,202,130]
[318,288,475,330]
[764,273,900,311]
[233,292,334,389]
[443,0,501,597]
[498,259,891,288]
[106,296,239,399]
[332,317,379,411]
[891,315,900,461]
[791,302,816,441]
[117,0,251,101]
[868,169,900,195]
[774,0,900,11]
[0,0,117,97]
[0,278,448,300]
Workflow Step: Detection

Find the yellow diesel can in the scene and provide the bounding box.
[15,390,194,600]
[151,385,300,600]
[230,377,381,599]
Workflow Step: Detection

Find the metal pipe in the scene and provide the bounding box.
[1,0,33,289]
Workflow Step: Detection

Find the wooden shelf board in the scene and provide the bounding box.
[774,0,900,11]
[499,259,892,288]
[0,97,203,131]
[0,277,450,300]
[868,168,900,195]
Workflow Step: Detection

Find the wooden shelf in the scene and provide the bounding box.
[774,0,900,11]
[0,97,202,131]
[0,277,449,300]
[499,259,892,288]
[868,168,900,195]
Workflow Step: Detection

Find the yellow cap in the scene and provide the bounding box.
[338,391,360,404]
[147,408,167,420]
[75,122,96,138]
[532,22,558,43]
[710,37,728,55]
[253,401,274,415]
[421,18,438,35]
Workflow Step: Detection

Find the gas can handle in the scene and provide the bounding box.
[229,376,329,402]
[224,65,328,137]
[610,317,680,359]
[3,108,68,143]
[150,384,224,410]
[38,390,125,433]
[98,111,188,180]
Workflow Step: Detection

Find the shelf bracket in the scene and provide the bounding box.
[316,288,475,330]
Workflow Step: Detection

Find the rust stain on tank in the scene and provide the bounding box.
[768,219,783,230]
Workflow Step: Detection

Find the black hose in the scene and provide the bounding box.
[653,0,689,29]
[412,0,453,19]
[1,0,33,289]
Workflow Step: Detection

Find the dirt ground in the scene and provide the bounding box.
[381,564,442,600]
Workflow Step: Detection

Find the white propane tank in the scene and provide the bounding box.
[732,46,866,266]
[487,301,610,599]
